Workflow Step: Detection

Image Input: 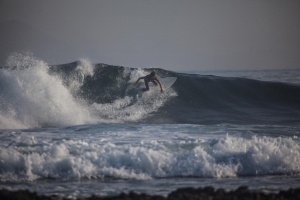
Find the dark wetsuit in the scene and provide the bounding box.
[141,75,158,91]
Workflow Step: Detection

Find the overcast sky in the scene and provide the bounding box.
[1,0,300,71]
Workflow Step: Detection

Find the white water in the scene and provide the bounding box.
[91,69,177,123]
[0,54,97,128]
[0,54,177,129]
[1,124,300,182]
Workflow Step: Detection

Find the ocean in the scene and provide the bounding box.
[1,53,300,199]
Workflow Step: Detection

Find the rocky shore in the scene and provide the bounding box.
[1,186,300,200]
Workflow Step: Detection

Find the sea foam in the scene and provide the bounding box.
[0,126,299,182]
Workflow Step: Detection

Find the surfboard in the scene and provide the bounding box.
[156,76,177,90]
[137,77,177,97]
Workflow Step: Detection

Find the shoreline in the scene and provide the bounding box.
[1,186,300,200]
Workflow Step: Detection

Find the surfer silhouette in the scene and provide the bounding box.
[134,71,163,92]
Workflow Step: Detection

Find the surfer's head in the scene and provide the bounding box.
[150,71,156,77]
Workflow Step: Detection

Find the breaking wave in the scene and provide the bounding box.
[0,126,300,181]
[0,53,300,129]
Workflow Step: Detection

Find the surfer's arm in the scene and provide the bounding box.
[134,77,145,87]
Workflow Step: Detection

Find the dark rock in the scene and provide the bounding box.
[3,186,300,200]
[235,186,249,195]
[0,189,54,200]
[202,186,215,195]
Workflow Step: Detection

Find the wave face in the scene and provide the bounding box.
[1,54,300,128]
[164,72,300,125]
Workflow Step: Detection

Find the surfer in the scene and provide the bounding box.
[134,71,163,92]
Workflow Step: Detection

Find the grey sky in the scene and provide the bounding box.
[0,0,300,71]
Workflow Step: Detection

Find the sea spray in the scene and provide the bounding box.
[0,54,178,128]
[63,58,95,95]
[0,54,97,128]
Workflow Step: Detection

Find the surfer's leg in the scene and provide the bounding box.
[143,80,150,91]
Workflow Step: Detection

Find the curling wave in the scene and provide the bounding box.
[0,54,300,129]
